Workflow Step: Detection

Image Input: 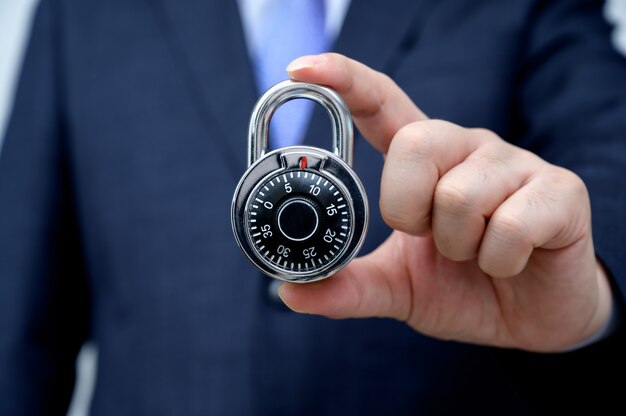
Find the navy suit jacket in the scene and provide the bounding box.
[1,0,626,414]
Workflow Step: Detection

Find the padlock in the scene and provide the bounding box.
[231,80,369,283]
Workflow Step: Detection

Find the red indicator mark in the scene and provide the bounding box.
[300,156,307,170]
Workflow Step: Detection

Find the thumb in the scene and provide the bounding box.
[278,233,411,321]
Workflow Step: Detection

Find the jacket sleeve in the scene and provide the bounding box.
[501,0,626,412]
[0,0,90,414]
[514,0,626,303]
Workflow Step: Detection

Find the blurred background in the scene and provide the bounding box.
[1,1,625,415]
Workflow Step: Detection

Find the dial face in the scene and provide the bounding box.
[245,168,353,275]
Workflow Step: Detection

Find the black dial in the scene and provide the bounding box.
[245,168,353,275]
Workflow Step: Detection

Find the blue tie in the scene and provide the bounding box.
[254,0,327,149]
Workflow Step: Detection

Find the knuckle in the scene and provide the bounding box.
[353,71,394,119]
[488,213,531,248]
[470,143,511,169]
[390,119,453,162]
[390,122,437,161]
[434,180,477,217]
[540,166,590,206]
[470,127,501,143]
[559,169,588,198]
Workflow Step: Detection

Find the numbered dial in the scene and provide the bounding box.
[245,168,353,275]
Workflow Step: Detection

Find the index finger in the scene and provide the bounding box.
[286,53,427,154]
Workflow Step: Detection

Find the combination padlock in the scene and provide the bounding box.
[231,80,369,283]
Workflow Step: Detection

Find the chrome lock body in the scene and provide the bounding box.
[232,80,369,283]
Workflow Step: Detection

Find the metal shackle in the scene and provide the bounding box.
[248,80,354,167]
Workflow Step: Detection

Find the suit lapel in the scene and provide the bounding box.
[336,0,430,72]
[152,0,257,177]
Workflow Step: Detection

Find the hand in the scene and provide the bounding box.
[279,53,613,352]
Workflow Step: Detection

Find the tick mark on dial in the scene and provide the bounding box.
[246,168,353,276]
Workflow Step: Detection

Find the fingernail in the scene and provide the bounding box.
[286,55,324,72]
